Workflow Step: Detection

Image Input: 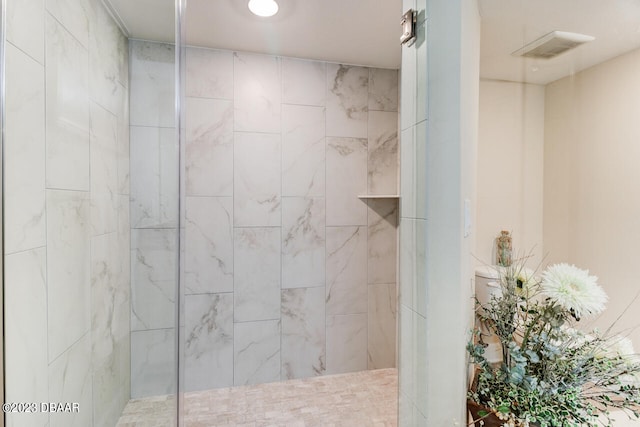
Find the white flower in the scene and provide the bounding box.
[540,263,608,318]
[513,268,537,296]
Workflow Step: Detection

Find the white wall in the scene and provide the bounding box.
[544,48,640,347]
[477,81,545,267]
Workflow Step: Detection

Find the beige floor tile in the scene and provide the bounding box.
[117,369,397,427]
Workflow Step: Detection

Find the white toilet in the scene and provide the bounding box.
[474,265,501,306]
[474,266,503,363]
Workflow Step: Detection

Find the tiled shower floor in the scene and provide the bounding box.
[116,368,398,427]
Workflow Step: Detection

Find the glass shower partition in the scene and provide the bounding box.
[127,1,181,425]
[176,0,187,425]
[0,0,5,420]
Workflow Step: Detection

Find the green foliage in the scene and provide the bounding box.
[468,260,640,426]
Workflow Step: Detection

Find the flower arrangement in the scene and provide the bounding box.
[468,258,640,427]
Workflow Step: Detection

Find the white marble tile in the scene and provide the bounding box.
[186,47,233,99]
[282,58,326,106]
[399,220,413,311]
[234,320,281,386]
[368,283,397,369]
[326,137,368,226]
[46,189,91,362]
[415,401,428,426]
[185,97,233,197]
[326,64,368,138]
[414,120,428,221]
[413,310,428,417]
[185,197,233,294]
[400,122,427,219]
[118,22,130,85]
[398,305,413,405]
[325,226,367,315]
[281,287,326,379]
[282,198,325,288]
[6,0,44,63]
[117,28,128,88]
[90,102,118,236]
[234,227,281,322]
[400,126,415,217]
[400,33,416,132]
[91,232,127,368]
[159,127,179,228]
[130,40,175,127]
[368,199,398,284]
[45,14,90,191]
[368,111,398,195]
[399,218,427,317]
[130,126,158,227]
[282,104,325,197]
[398,391,415,427]
[93,228,130,427]
[185,294,233,391]
[369,68,399,112]
[46,0,90,48]
[130,126,176,228]
[4,44,46,255]
[326,314,367,375]
[48,332,93,427]
[415,17,428,125]
[116,194,131,338]
[4,248,49,427]
[93,338,130,427]
[89,0,127,115]
[131,228,177,331]
[117,83,130,195]
[234,132,281,227]
[131,329,176,398]
[234,52,281,133]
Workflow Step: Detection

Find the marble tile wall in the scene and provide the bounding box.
[3,0,130,426]
[179,48,399,392]
[127,44,398,396]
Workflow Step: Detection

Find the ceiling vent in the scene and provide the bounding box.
[511,31,595,59]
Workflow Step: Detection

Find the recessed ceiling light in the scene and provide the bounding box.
[248,0,279,17]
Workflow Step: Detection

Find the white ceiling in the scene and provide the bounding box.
[106,0,402,69]
[107,0,640,84]
[107,0,175,44]
[479,0,640,85]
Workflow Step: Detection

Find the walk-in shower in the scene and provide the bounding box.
[1,0,406,425]
[2,0,481,425]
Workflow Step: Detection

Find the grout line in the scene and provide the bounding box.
[46,9,88,53]
[5,39,43,67]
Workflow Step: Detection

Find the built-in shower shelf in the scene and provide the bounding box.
[357,195,400,199]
